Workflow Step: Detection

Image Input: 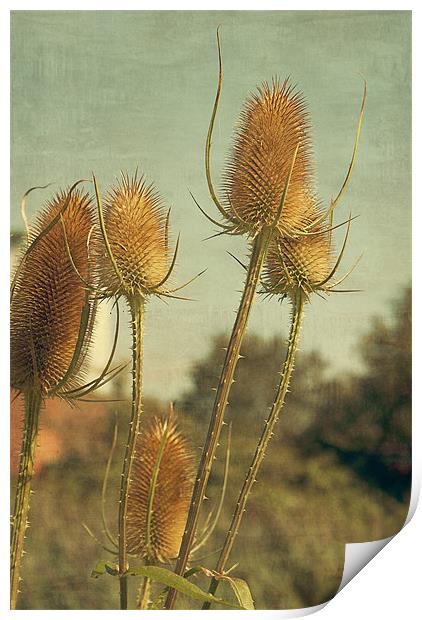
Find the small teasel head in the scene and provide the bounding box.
[96,172,172,302]
[10,185,97,396]
[95,170,204,304]
[126,412,195,563]
[263,207,360,302]
[222,78,317,237]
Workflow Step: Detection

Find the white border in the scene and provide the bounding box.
[2,4,418,618]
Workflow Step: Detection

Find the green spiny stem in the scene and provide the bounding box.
[203,290,305,608]
[137,576,151,609]
[10,389,42,609]
[165,228,272,609]
[118,296,145,610]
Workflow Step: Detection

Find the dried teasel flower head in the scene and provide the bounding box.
[11,185,97,396]
[96,172,174,302]
[126,412,195,563]
[263,208,360,302]
[222,78,317,237]
[260,77,367,301]
[264,223,333,301]
[199,33,318,241]
[201,31,366,257]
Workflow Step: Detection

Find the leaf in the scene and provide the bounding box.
[183,566,204,579]
[201,567,255,610]
[222,576,255,610]
[127,565,243,609]
[91,560,118,578]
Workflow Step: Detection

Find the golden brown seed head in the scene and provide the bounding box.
[11,189,96,395]
[223,78,317,236]
[264,218,333,299]
[126,415,195,563]
[98,173,170,300]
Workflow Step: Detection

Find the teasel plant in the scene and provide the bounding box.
[165,31,320,608]
[89,408,237,608]
[93,170,204,609]
[127,410,195,609]
[202,81,367,606]
[10,181,120,609]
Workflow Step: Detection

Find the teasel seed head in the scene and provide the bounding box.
[263,221,333,301]
[97,172,172,301]
[126,414,195,563]
[222,78,317,237]
[11,187,96,396]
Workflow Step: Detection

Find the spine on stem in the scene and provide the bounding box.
[10,390,42,610]
[204,291,305,607]
[165,228,271,609]
[118,297,145,610]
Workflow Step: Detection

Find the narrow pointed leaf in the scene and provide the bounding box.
[127,565,244,608]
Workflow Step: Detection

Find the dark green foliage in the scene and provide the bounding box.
[303,287,411,499]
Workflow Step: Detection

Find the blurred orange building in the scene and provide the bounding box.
[10,390,109,477]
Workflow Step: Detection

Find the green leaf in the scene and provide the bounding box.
[91,560,118,578]
[127,565,243,609]
[183,565,205,579]
[200,567,255,610]
[222,576,255,610]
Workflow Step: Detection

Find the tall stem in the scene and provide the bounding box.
[137,576,151,610]
[118,297,145,609]
[165,228,272,609]
[10,389,42,609]
[204,290,305,608]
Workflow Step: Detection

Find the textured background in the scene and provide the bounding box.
[11,10,411,398]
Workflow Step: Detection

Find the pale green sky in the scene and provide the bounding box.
[11,11,411,400]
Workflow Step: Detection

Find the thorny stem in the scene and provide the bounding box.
[10,389,42,609]
[137,576,152,610]
[203,290,305,608]
[118,297,145,609]
[165,228,273,609]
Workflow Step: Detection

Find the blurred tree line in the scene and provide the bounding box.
[14,287,411,609]
[182,287,411,501]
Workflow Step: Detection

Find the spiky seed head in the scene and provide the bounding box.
[263,218,333,299]
[222,78,317,236]
[126,415,195,563]
[11,189,96,395]
[98,172,170,300]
